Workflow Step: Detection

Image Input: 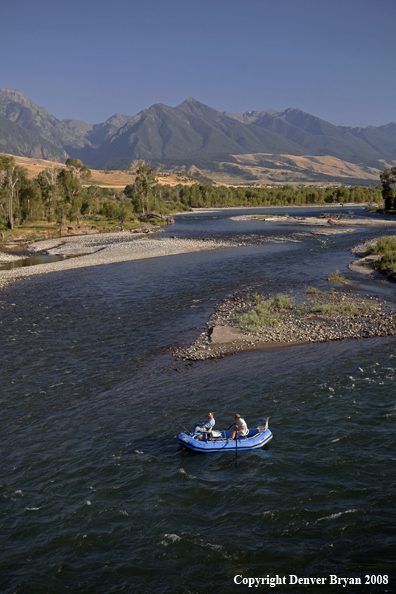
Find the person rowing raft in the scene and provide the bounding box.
[229,414,248,439]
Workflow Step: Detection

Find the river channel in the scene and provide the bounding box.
[1,207,395,593]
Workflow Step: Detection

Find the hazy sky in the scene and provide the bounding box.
[2,0,395,126]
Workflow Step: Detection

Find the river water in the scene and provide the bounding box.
[1,207,395,594]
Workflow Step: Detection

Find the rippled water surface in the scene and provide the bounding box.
[1,207,395,593]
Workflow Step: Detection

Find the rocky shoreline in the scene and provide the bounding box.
[174,287,396,361]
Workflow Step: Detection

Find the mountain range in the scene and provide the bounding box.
[1,88,395,184]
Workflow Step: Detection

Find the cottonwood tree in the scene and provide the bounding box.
[127,160,140,175]
[0,154,28,229]
[132,160,157,214]
[65,158,92,181]
[123,183,143,214]
[85,185,103,214]
[37,165,61,221]
[17,177,42,223]
[380,167,396,210]
[56,168,85,230]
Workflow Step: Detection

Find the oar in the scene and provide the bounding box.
[235,430,238,467]
[227,422,238,466]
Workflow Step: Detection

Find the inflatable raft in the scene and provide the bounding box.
[178,426,273,453]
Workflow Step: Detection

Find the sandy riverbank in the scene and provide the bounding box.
[0,232,237,289]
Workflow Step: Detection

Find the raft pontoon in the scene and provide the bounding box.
[178,426,273,453]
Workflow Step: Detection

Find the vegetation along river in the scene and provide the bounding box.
[1,207,395,593]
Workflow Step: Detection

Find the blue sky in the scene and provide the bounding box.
[1,0,395,126]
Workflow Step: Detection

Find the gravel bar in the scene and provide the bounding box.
[0,232,235,289]
[174,289,396,360]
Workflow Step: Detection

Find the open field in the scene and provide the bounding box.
[207,153,391,186]
[5,155,218,187]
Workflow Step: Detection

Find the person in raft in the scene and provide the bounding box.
[230,414,248,439]
[193,412,215,435]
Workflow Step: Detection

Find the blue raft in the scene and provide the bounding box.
[178,426,273,453]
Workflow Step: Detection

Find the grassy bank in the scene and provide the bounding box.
[365,236,396,276]
[0,217,159,245]
[237,290,360,333]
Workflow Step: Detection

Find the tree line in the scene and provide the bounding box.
[167,183,382,208]
[0,155,387,231]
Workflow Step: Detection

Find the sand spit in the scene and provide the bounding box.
[0,232,236,289]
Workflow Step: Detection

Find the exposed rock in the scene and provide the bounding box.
[210,325,240,344]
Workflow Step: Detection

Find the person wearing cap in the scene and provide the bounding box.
[230,414,248,439]
[193,412,215,435]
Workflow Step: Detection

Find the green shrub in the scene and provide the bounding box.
[272,293,294,309]
[367,236,396,255]
[375,250,396,273]
[339,304,355,312]
[237,297,281,330]
[237,310,261,332]
[311,304,337,314]
[327,270,349,284]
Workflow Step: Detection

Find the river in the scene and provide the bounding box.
[1,207,395,593]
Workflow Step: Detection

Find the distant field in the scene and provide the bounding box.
[217,153,387,186]
[7,155,217,187]
[7,153,391,188]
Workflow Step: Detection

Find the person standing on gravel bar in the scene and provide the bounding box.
[193,412,215,434]
[230,414,248,439]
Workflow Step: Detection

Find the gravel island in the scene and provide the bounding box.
[174,288,396,361]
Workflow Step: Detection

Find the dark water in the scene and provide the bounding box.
[1,207,395,594]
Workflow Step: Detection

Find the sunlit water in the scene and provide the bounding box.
[1,207,395,593]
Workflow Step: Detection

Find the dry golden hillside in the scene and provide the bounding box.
[5,153,391,188]
[5,155,218,187]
